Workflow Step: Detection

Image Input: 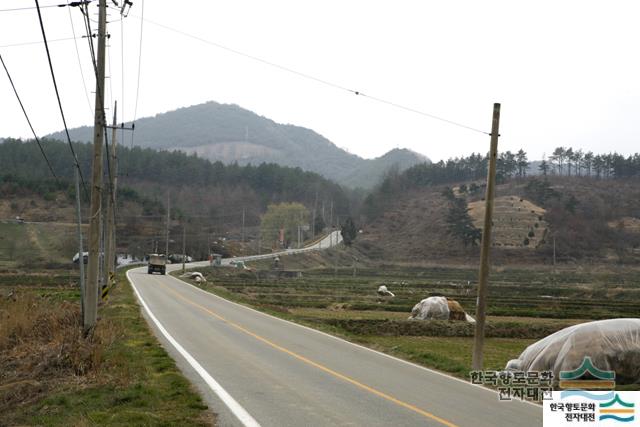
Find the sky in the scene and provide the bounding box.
[1,0,639,162]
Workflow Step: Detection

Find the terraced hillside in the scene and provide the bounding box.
[468,196,548,248]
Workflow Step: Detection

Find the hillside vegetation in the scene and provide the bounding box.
[358,147,640,263]
[0,139,354,262]
[46,101,429,188]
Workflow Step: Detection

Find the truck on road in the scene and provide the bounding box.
[147,254,167,275]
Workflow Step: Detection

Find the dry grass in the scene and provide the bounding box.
[0,272,213,426]
[0,292,117,413]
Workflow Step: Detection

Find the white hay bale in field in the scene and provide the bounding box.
[409,296,450,320]
[409,296,475,322]
[377,285,395,297]
[181,272,207,282]
[505,318,640,384]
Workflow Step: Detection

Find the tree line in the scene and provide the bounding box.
[540,147,640,178]
[363,147,639,221]
[380,147,639,191]
[0,138,352,214]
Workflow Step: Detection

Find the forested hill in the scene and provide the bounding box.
[0,138,352,218]
[45,101,428,188]
[358,148,640,263]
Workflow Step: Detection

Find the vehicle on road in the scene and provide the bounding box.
[147,254,167,275]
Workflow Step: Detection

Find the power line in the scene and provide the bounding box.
[77,1,117,224]
[0,53,58,178]
[120,11,124,126]
[66,0,93,117]
[0,1,90,12]
[131,0,144,124]
[125,0,144,157]
[122,12,489,136]
[34,0,89,197]
[0,1,94,13]
[0,36,81,48]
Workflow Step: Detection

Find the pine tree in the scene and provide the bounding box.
[340,217,357,246]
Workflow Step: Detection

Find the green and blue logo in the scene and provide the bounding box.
[559,356,616,390]
[599,394,635,423]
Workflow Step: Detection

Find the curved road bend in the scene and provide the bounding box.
[128,231,541,426]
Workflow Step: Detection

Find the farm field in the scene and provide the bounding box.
[0,221,80,270]
[178,251,640,387]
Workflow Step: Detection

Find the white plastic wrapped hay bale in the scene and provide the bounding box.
[377,285,395,297]
[408,296,450,320]
[505,318,640,384]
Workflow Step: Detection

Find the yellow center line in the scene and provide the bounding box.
[159,281,459,427]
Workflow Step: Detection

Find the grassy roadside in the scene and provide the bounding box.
[0,268,214,426]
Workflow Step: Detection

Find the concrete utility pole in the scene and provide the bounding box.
[472,103,501,371]
[85,0,107,330]
[165,190,170,256]
[104,101,117,290]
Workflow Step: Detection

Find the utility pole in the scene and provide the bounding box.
[313,188,318,237]
[241,207,245,244]
[472,103,501,371]
[74,167,85,318]
[85,0,107,330]
[330,201,334,247]
[165,190,170,256]
[104,101,117,290]
[182,224,186,273]
[553,234,556,268]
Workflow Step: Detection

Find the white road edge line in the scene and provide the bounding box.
[163,265,540,409]
[126,270,261,427]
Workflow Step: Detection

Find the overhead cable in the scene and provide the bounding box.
[120,11,490,136]
[0,1,93,13]
[34,0,89,197]
[0,53,58,178]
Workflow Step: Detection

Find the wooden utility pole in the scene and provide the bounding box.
[165,190,170,256]
[104,101,117,290]
[330,200,334,230]
[182,224,186,273]
[85,0,107,330]
[312,208,316,237]
[472,103,501,371]
[74,167,85,318]
[241,207,245,244]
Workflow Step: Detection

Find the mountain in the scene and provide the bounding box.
[46,101,429,188]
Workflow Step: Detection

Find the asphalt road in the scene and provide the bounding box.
[128,231,542,426]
